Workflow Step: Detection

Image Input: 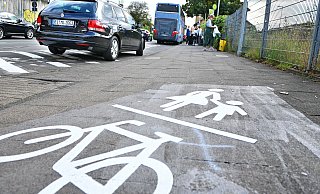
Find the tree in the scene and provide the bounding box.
[182,0,242,17]
[127,1,152,30]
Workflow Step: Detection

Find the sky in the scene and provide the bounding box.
[246,0,318,30]
[122,0,196,26]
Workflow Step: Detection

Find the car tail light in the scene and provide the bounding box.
[36,15,42,25]
[88,20,105,32]
[77,43,90,47]
[172,31,179,37]
[153,29,158,36]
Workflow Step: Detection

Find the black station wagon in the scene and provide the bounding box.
[0,12,34,39]
[35,0,145,61]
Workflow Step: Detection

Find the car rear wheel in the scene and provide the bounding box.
[24,28,34,39]
[103,36,119,61]
[48,46,66,55]
[136,39,144,56]
[0,28,4,40]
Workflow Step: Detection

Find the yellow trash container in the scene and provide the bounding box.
[219,40,227,52]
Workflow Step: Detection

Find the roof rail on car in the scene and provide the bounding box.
[105,0,123,7]
[67,0,123,8]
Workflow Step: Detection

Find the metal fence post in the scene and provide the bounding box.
[307,1,320,71]
[260,0,272,59]
[237,0,248,56]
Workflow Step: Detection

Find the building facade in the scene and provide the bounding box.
[0,0,49,22]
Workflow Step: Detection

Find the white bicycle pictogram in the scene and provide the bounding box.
[0,120,182,194]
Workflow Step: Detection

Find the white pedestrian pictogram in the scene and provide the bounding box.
[195,100,247,121]
[160,89,224,111]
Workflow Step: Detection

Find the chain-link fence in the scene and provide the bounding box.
[226,8,243,52]
[226,0,320,72]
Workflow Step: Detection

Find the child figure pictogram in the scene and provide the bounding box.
[195,100,247,121]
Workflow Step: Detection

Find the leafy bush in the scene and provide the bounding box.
[213,15,227,35]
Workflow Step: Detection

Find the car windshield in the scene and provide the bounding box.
[43,0,97,14]
[8,13,18,20]
[0,12,18,20]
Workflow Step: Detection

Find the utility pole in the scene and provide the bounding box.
[217,0,221,16]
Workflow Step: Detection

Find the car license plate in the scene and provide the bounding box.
[52,19,75,27]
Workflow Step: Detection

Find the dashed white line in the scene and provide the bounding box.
[47,62,71,67]
[0,58,29,74]
[12,51,44,59]
[85,61,100,64]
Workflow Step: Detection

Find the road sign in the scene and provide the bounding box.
[32,0,38,12]
[212,4,217,10]
[209,9,214,15]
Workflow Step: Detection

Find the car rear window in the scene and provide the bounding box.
[43,0,97,15]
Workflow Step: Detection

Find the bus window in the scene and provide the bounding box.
[156,4,179,13]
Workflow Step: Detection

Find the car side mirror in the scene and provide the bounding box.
[17,19,22,23]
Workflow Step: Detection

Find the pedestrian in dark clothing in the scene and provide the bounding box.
[186,27,190,45]
[203,15,216,51]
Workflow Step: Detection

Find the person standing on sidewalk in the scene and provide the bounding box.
[203,15,216,51]
[186,26,191,45]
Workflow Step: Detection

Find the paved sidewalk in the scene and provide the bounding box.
[160,44,320,124]
[0,76,71,109]
[1,44,319,125]
[0,43,320,193]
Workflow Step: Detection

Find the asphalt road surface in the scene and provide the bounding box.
[0,38,319,194]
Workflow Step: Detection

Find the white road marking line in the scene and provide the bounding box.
[37,51,82,60]
[36,51,52,56]
[0,58,29,74]
[113,104,257,144]
[37,50,50,53]
[47,62,71,67]
[267,87,275,91]
[215,55,229,58]
[145,44,160,49]
[85,61,100,64]
[68,50,89,54]
[12,51,44,59]
[145,57,161,60]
